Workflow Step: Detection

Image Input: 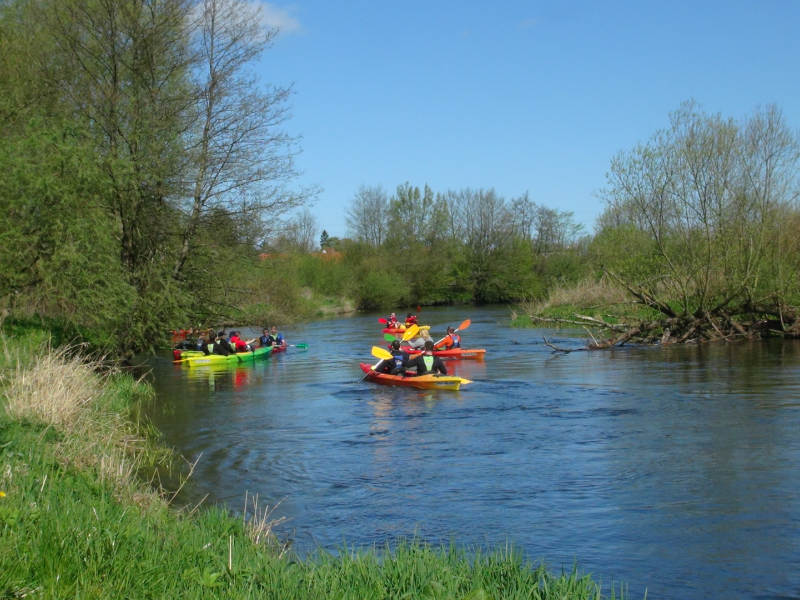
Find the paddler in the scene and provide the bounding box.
[266,326,287,348]
[387,312,399,328]
[434,326,461,350]
[403,328,431,351]
[199,331,216,355]
[404,312,418,327]
[230,331,256,352]
[213,331,234,356]
[379,340,409,376]
[407,341,448,375]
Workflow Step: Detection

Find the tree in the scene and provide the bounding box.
[274,208,318,253]
[173,0,309,280]
[345,184,389,246]
[320,229,330,248]
[551,100,800,348]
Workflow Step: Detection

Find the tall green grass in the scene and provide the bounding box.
[0,328,636,599]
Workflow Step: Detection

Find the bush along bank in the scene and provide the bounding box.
[0,331,633,599]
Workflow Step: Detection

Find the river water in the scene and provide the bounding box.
[143,305,800,599]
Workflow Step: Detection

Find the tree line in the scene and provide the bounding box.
[332,184,586,308]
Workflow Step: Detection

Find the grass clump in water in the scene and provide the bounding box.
[0,328,634,599]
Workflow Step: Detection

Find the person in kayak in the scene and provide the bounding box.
[434,326,461,350]
[387,312,399,328]
[199,331,216,355]
[230,331,256,352]
[213,331,234,356]
[407,341,448,375]
[380,340,409,376]
[266,326,287,348]
[258,328,271,348]
[404,313,418,327]
[403,328,432,351]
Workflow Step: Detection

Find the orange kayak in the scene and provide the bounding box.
[359,363,468,391]
[404,348,486,360]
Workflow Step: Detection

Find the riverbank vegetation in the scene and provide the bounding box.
[0,0,313,358]
[516,101,800,348]
[0,327,630,599]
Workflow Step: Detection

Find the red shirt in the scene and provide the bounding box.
[230,336,248,352]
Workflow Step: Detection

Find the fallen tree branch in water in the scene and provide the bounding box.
[542,337,583,353]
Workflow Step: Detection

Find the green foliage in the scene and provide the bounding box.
[356,269,409,310]
[597,101,800,317]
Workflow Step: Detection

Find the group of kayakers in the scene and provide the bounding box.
[386,312,419,329]
[175,326,287,357]
[375,319,464,377]
[379,339,448,376]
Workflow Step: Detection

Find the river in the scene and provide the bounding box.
[143,305,800,599]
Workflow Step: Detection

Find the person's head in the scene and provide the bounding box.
[424,340,434,352]
[218,331,225,338]
[263,329,268,336]
[447,326,455,334]
[390,313,396,318]
[406,313,414,319]
[391,340,400,351]
[271,326,278,334]
[208,332,216,341]
[420,329,430,340]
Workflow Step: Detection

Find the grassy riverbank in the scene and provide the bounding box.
[511,278,661,328]
[0,327,631,599]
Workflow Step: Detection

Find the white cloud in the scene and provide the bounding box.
[258,2,302,34]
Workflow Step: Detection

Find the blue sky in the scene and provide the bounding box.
[255,0,800,238]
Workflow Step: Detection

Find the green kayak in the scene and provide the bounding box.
[184,346,272,367]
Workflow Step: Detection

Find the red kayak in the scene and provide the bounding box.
[271,345,287,354]
[404,348,486,360]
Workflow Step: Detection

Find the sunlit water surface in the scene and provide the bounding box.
[143,305,800,599]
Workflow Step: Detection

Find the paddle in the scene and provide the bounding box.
[357,346,395,383]
[435,319,471,347]
[289,343,308,348]
[378,318,388,324]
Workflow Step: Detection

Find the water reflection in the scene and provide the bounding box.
[143,307,800,599]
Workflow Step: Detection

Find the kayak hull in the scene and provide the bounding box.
[404,348,486,360]
[382,325,430,334]
[183,346,273,366]
[359,363,466,391]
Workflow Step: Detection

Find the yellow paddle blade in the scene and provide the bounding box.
[402,324,420,341]
[371,346,393,360]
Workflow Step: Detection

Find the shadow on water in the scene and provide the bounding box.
[142,306,800,599]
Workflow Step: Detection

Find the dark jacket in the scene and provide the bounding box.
[406,353,447,375]
[213,338,234,356]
